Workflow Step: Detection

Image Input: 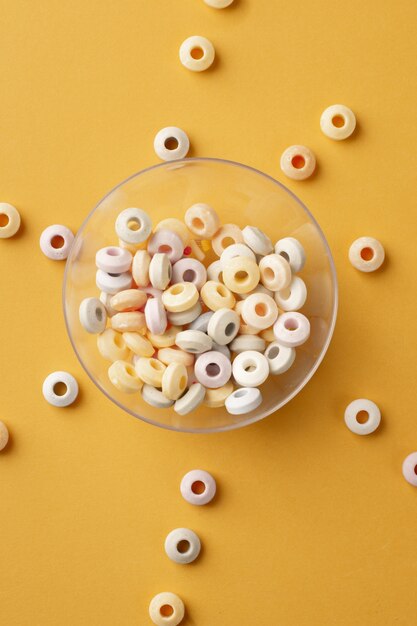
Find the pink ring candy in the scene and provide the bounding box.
[145,296,167,335]
[141,286,162,300]
[273,311,310,347]
[39,224,74,260]
[194,350,232,388]
[95,246,132,273]
[402,452,417,486]
[180,469,216,505]
[171,258,207,290]
[147,229,183,263]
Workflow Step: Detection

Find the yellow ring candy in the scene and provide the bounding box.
[222,256,260,294]
[108,360,143,393]
[154,218,190,245]
[97,329,131,361]
[162,362,188,400]
[200,281,236,311]
[189,238,205,262]
[111,311,147,333]
[119,238,148,254]
[0,203,21,239]
[162,282,199,313]
[110,289,147,312]
[259,253,291,291]
[147,325,183,349]
[134,357,166,387]
[234,301,259,335]
[204,381,234,407]
[132,250,151,287]
[123,332,154,357]
[158,347,195,367]
[185,203,220,239]
[211,224,243,257]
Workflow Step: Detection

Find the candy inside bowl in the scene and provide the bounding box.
[63,157,337,433]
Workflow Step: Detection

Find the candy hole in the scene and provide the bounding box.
[284,318,299,331]
[244,364,256,372]
[235,271,248,282]
[179,376,187,389]
[192,217,205,231]
[0,213,10,227]
[159,244,172,254]
[255,303,267,316]
[150,359,162,370]
[164,137,179,150]
[225,322,235,336]
[160,605,174,617]
[356,410,369,424]
[191,480,206,494]
[206,363,220,377]
[279,288,291,300]
[360,247,374,261]
[221,237,235,248]
[113,333,123,347]
[177,539,190,554]
[264,267,275,281]
[268,346,280,359]
[106,247,121,256]
[125,365,136,376]
[291,155,305,169]
[108,273,120,277]
[234,389,248,398]
[279,251,290,262]
[190,46,204,60]
[216,285,227,297]
[53,381,67,396]
[171,284,184,295]
[167,265,172,279]
[127,218,141,231]
[332,114,345,128]
[51,235,65,249]
[414,465,417,476]
[95,307,103,321]
[183,269,196,282]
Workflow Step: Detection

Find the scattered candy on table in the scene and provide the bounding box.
[164,527,201,564]
[0,203,21,238]
[149,592,185,626]
[402,452,417,486]
[349,236,385,272]
[40,224,74,260]
[0,420,9,451]
[179,35,215,72]
[42,371,79,407]
[320,104,356,141]
[344,399,381,435]
[180,469,216,505]
[280,145,316,180]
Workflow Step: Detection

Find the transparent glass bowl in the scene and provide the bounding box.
[63,158,337,433]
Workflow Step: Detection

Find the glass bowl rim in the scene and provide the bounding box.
[62,156,338,433]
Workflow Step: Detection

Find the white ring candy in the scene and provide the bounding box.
[79,297,107,333]
[42,371,79,407]
[348,237,385,272]
[174,383,206,415]
[274,276,307,311]
[175,330,212,354]
[179,36,215,72]
[344,399,381,435]
[165,528,201,564]
[207,308,240,345]
[232,350,269,387]
[273,312,310,347]
[264,341,296,375]
[115,208,152,245]
[154,126,190,161]
[320,104,356,140]
[225,387,262,415]
[274,237,306,273]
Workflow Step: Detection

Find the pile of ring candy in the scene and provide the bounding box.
[79,204,310,416]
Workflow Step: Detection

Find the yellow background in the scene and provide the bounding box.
[1,1,417,624]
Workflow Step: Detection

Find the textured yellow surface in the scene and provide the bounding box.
[1,1,417,625]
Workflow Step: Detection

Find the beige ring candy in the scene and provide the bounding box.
[115,208,152,245]
[135,357,166,387]
[164,527,201,564]
[222,256,260,295]
[162,282,199,313]
[348,237,385,272]
[204,381,234,407]
[162,362,188,400]
[242,226,273,256]
[149,592,185,626]
[158,347,195,368]
[280,145,316,180]
[0,203,21,238]
[212,224,243,257]
[147,326,182,349]
[111,311,146,333]
[97,329,130,362]
[179,35,215,72]
[259,254,291,291]
[132,250,151,287]
[230,334,266,354]
[234,301,259,336]
[204,0,234,7]
[185,203,220,238]
[123,332,154,357]
[108,360,143,393]
[200,280,236,311]
[154,127,190,161]
[110,289,147,312]
[155,218,190,246]
[320,104,356,140]
[274,276,307,311]
[241,293,278,330]
[0,420,9,451]
[149,253,172,290]
[220,243,256,267]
